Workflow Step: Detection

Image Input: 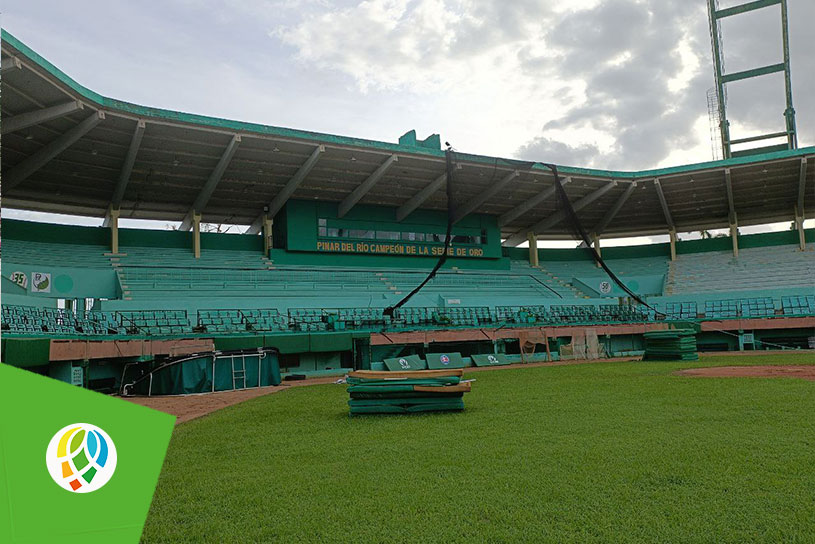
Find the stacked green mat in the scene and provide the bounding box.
[643,329,699,361]
[346,369,470,415]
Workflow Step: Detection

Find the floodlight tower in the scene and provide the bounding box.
[707,0,797,159]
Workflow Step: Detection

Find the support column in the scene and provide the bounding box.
[794,205,806,250]
[192,213,201,259]
[109,208,120,254]
[729,214,739,258]
[527,232,539,267]
[263,216,273,254]
[669,229,677,261]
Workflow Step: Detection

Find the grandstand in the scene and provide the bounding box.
[1,29,814,394]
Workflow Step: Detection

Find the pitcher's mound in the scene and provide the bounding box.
[677,365,815,381]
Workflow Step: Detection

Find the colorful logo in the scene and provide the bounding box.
[440,355,450,365]
[45,423,117,493]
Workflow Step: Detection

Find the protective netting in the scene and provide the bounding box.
[545,163,662,316]
[384,148,460,316]
[383,154,662,318]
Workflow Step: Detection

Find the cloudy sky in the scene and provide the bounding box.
[5,0,813,172]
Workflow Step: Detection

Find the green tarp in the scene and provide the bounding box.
[346,376,460,387]
[425,352,466,370]
[346,369,469,415]
[349,399,465,415]
[349,397,465,407]
[471,353,511,367]
[383,355,427,371]
[349,391,464,400]
[643,329,699,361]
[134,352,281,395]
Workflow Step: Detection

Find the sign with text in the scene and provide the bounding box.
[316,240,485,258]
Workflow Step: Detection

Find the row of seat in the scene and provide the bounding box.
[670,244,814,294]
[118,264,566,299]
[197,309,288,333]
[2,306,125,335]
[3,295,813,337]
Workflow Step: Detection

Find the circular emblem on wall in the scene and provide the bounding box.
[440,355,450,365]
[599,281,612,294]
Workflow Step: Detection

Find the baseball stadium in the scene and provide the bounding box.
[2,1,815,540]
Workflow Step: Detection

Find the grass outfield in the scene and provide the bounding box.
[141,353,815,543]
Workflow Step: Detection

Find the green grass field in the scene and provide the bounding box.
[142,353,815,543]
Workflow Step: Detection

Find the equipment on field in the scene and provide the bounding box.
[346,369,471,415]
[643,329,699,361]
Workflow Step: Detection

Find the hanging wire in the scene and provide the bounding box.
[383,146,458,317]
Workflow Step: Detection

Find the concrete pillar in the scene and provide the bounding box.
[730,222,739,258]
[263,216,273,254]
[192,213,201,259]
[794,205,806,250]
[527,232,539,267]
[109,208,120,254]
[592,233,601,267]
[669,229,677,261]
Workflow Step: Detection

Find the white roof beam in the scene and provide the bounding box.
[396,172,446,222]
[180,134,241,231]
[1,56,22,73]
[503,181,617,247]
[498,176,571,227]
[451,170,519,224]
[653,178,675,230]
[1,100,84,135]
[111,119,146,209]
[4,110,104,191]
[246,144,324,234]
[593,181,637,236]
[337,154,398,218]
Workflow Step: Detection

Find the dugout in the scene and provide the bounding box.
[122,348,281,396]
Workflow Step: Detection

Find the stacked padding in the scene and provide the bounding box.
[643,329,699,361]
[346,369,471,415]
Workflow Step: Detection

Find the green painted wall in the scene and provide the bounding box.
[278,200,503,262]
[573,274,665,297]
[2,219,108,246]
[2,263,118,299]
[2,339,51,368]
[268,249,510,270]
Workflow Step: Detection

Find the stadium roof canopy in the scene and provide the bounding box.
[2,30,813,245]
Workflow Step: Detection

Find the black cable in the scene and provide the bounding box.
[383,147,458,317]
[541,163,664,317]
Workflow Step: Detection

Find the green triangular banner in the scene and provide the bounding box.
[0,364,175,543]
